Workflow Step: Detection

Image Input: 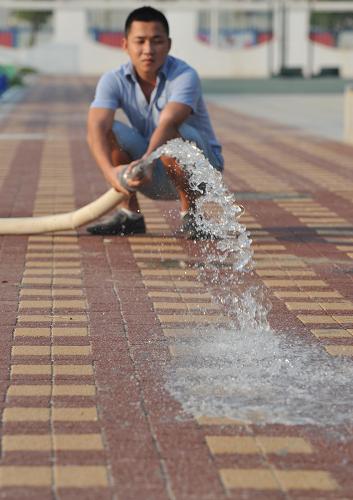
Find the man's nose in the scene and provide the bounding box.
[143,41,154,53]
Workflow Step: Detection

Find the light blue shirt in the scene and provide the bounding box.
[90,55,223,166]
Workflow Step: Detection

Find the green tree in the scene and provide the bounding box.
[13,9,52,46]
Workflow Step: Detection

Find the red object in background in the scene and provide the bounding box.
[257,32,273,44]
[310,32,335,47]
[98,32,124,48]
[0,32,13,47]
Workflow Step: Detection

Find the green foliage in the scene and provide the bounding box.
[13,9,52,46]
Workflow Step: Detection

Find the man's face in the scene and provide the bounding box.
[123,21,171,78]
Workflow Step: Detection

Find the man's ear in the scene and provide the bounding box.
[122,37,128,51]
[168,38,172,52]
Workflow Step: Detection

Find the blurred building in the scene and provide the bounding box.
[0,0,352,77]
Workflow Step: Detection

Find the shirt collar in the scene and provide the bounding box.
[123,56,170,82]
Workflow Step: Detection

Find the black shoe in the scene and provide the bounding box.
[87,210,146,236]
[181,211,214,240]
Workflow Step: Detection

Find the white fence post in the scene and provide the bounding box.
[344,85,353,143]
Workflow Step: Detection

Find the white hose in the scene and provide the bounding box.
[0,188,126,235]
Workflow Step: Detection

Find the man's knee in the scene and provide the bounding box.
[112,121,147,160]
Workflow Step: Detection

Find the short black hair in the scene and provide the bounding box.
[124,6,169,37]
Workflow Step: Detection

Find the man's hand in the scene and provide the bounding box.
[107,160,153,195]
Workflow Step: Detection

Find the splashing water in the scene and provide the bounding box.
[145,139,353,427]
[147,137,269,331]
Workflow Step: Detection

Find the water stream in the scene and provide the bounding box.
[147,139,353,427]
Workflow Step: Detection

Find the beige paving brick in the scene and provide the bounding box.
[154,302,219,311]
[253,244,286,250]
[207,436,258,454]
[335,245,353,251]
[0,466,51,486]
[7,385,51,396]
[54,365,93,376]
[130,244,181,251]
[23,269,52,276]
[22,278,52,285]
[53,253,81,258]
[325,345,353,356]
[274,470,338,491]
[220,468,279,490]
[3,407,50,421]
[52,346,91,356]
[311,328,352,338]
[257,270,315,277]
[25,253,54,258]
[11,364,51,376]
[55,465,108,487]
[197,416,247,426]
[319,302,353,311]
[145,224,170,230]
[181,292,212,299]
[18,314,52,323]
[207,436,312,455]
[12,345,51,356]
[52,245,80,251]
[297,315,337,324]
[2,434,52,451]
[128,237,177,243]
[14,327,50,337]
[53,278,82,285]
[256,436,313,454]
[52,327,88,337]
[264,279,327,288]
[53,434,103,450]
[28,236,53,242]
[306,222,345,227]
[53,237,78,243]
[52,289,83,296]
[143,280,203,288]
[134,252,187,259]
[300,218,346,224]
[141,269,198,276]
[255,258,305,267]
[53,315,87,323]
[274,291,342,298]
[332,315,353,323]
[285,302,322,311]
[162,328,196,337]
[52,407,98,421]
[158,314,226,324]
[149,291,180,298]
[53,385,95,396]
[53,261,81,268]
[20,289,52,296]
[27,244,53,250]
[53,269,81,275]
[155,303,189,310]
[53,299,86,308]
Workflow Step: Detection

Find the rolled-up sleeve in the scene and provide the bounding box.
[167,68,200,112]
[90,71,121,110]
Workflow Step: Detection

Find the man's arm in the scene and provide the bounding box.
[87,107,130,194]
[145,101,191,157]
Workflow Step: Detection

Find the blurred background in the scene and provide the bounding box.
[0,0,353,142]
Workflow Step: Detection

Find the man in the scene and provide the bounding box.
[87,6,224,239]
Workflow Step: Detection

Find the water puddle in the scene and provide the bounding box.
[147,139,353,427]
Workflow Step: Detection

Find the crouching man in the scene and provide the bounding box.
[87,6,224,239]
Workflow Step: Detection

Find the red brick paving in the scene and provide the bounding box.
[0,77,352,498]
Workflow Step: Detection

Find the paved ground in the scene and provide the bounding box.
[206,94,344,141]
[0,77,353,499]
